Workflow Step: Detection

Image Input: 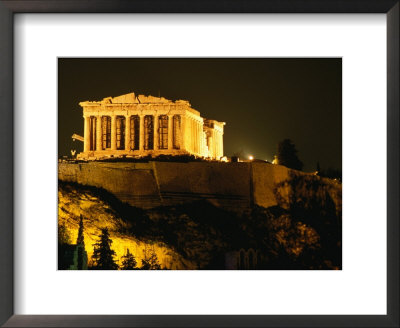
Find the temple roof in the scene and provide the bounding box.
[79,92,190,106]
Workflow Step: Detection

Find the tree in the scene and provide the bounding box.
[141,247,161,270]
[76,215,85,245]
[120,249,137,270]
[58,222,71,245]
[76,215,87,270]
[277,139,303,171]
[91,228,119,270]
[58,223,72,269]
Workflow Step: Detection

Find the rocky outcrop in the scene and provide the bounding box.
[58,163,342,270]
[58,182,193,269]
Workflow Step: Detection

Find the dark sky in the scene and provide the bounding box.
[58,58,341,172]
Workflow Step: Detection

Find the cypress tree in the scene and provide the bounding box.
[120,249,137,270]
[277,139,303,171]
[76,215,85,245]
[91,228,118,270]
[76,215,86,270]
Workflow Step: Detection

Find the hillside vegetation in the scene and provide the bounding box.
[58,171,341,270]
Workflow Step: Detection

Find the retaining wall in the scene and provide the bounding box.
[58,161,294,210]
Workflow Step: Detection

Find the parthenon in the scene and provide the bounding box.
[76,92,225,160]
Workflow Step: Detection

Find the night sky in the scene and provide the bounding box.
[58,58,341,172]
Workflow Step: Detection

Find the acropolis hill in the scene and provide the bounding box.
[58,161,342,269]
[59,91,342,270]
[77,92,225,160]
[62,91,341,212]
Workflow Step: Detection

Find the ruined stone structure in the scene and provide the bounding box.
[77,92,225,160]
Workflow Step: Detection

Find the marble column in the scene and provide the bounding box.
[96,116,102,151]
[217,132,220,158]
[198,122,201,155]
[191,119,195,153]
[168,115,173,150]
[195,120,199,154]
[216,133,219,158]
[196,121,199,154]
[210,132,214,158]
[193,120,196,154]
[186,118,190,152]
[200,128,205,156]
[189,118,192,153]
[192,122,195,153]
[153,115,158,150]
[111,115,117,151]
[181,115,186,151]
[139,115,144,151]
[220,132,224,158]
[84,116,90,152]
[216,132,220,158]
[215,134,218,158]
[125,115,131,151]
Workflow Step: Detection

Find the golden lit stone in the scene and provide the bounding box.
[76,92,225,161]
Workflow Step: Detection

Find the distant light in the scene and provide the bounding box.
[249,155,254,160]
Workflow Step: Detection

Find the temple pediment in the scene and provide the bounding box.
[80,92,190,107]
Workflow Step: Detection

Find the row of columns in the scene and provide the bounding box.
[84,115,91,152]
[83,114,180,153]
[213,130,223,159]
[210,129,224,159]
[186,117,204,156]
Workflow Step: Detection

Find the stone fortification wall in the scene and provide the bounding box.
[154,162,252,208]
[58,161,299,210]
[58,162,162,208]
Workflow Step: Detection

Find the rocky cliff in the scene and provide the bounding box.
[58,161,341,269]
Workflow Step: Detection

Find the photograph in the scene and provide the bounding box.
[1,1,396,325]
[58,58,342,270]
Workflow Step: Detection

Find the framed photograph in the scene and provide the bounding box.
[0,1,398,327]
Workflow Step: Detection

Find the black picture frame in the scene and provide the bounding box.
[0,1,398,327]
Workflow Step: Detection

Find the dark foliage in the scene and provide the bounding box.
[277,139,303,171]
[76,215,85,245]
[60,177,341,270]
[318,167,342,181]
[58,222,71,245]
[76,215,86,270]
[58,223,72,270]
[91,228,119,270]
[141,247,161,270]
[120,248,137,270]
[271,172,342,269]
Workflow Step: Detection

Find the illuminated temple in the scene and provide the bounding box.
[76,92,225,160]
